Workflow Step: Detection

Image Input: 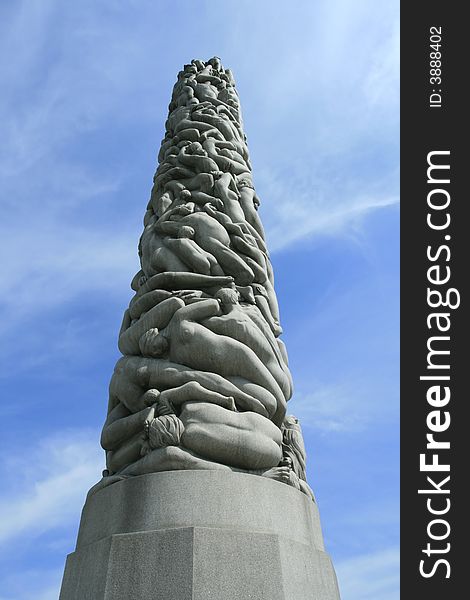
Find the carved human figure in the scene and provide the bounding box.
[101,378,282,477]
[141,299,286,410]
[202,288,292,400]
[237,178,266,239]
[281,415,316,501]
[97,57,315,502]
[154,211,255,285]
[162,225,223,276]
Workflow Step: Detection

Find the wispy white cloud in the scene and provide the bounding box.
[0,222,136,322]
[0,0,399,348]
[0,218,138,380]
[290,383,373,433]
[336,546,399,600]
[258,166,398,252]
[230,1,399,250]
[363,22,400,108]
[0,1,162,179]
[0,429,103,546]
[0,568,63,600]
[0,6,398,597]
[0,6,139,357]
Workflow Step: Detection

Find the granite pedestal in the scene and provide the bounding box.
[60,471,340,600]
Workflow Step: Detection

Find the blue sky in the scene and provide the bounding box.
[0,1,399,598]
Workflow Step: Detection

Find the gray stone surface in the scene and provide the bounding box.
[76,471,325,549]
[60,58,341,598]
[96,57,312,496]
[60,471,340,600]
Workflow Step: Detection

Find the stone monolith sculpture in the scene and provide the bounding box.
[60,57,341,600]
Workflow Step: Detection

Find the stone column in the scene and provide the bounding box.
[60,57,341,600]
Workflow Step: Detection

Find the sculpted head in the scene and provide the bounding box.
[139,329,169,358]
[283,415,300,429]
[179,189,192,201]
[147,414,184,449]
[178,226,195,240]
[188,142,205,156]
[215,287,239,307]
[141,388,161,407]
[208,56,222,71]
[191,59,205,71]
[237,177,252,189]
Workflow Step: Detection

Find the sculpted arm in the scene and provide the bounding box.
[101,403,154,451]
[172,297,222,323]
[154,220,181,236]
[118,297,185,355]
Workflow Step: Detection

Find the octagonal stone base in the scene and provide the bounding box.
[60,471,340,600]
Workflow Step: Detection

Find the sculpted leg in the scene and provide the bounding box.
[238,185,266,239]
[163,238,214,275]
[227,377,286,427]
[231,235,267,271]
[204,238,254,285]
[101,404,154,451]
[111,356,275,417]
[164,172,214,195]
[108,360,145,414]
[167,322,285,405]
[158,381,236,413]
[241,254,268,283]
[254,291,282,337]
[136,272,233,295]
[128,289,172,321]
[107,432,145,473]
[149,246,189,275]
[263,279,281,323]
[202,313,292,398]
[213,172,246,222]
[119,445,232,476]
[118,297,185,355]
[179,403,282,470]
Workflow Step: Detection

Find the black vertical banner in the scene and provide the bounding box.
[401,3,466,598]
